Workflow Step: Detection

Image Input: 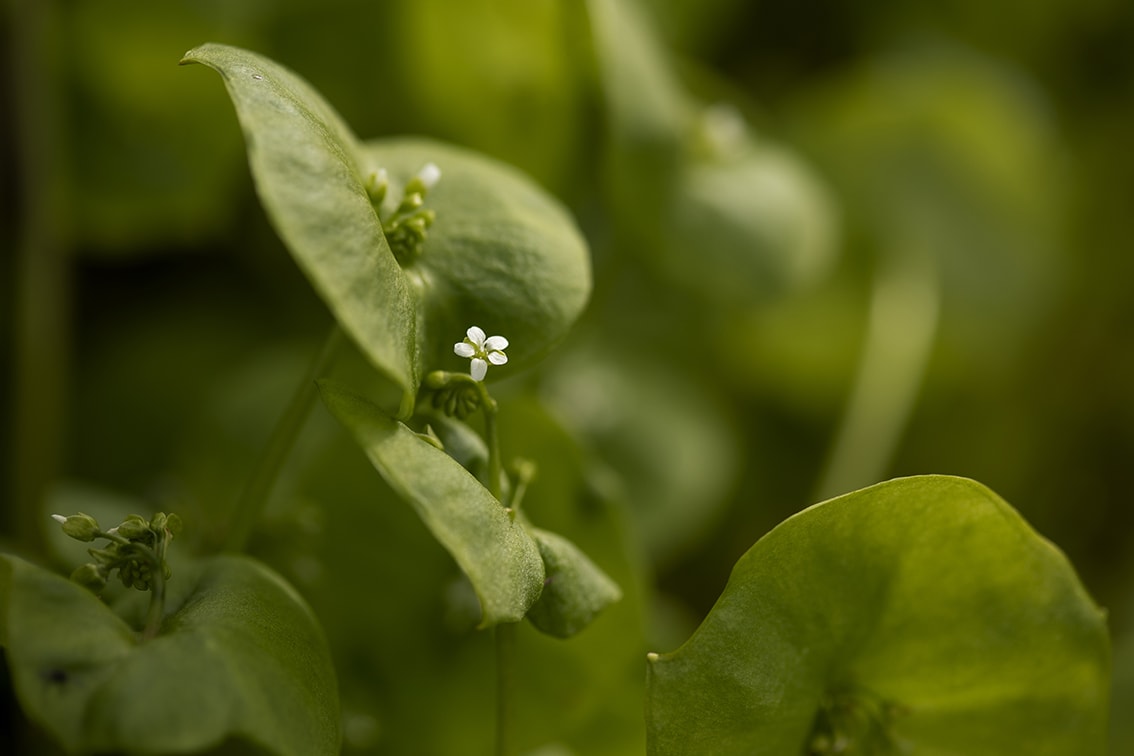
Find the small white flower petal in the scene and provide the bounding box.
[417,162,441,190]
[484,335,509,352]
[470,358,488,381]
[466,326,486,347]
[455,342,476,358]
[51,514,67,524]
[487,351,508,366]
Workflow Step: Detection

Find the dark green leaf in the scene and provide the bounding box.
[0,554,340,756]
[646,475,1110,755]
[317,379,545,627]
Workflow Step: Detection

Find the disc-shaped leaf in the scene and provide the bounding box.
[646,475,1109,755]
[360,137,592,376]
[0,554,340,755]
[180,43,419,415]
[317,380,545,627]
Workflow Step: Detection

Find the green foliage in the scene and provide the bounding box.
[646,476,1110,755]
[317,379,545,628]
[0,554,340,756]
[180,44,591,418]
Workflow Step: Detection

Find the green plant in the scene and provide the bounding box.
[1,26,1112,756]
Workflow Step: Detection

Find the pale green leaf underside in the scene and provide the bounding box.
[317,380,545,627]
[646,475,1110,756]
[181,43,418,414]
[0,554,340,756]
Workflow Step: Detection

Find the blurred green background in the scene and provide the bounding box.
[4,0,1134,753]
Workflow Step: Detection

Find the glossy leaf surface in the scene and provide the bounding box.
[646,476,1110,755]
[0,554,339,755]
[317,380,545,627]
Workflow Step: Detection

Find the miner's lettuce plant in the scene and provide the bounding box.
[0,38,1111,756]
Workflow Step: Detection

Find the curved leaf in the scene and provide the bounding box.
[0,554,340,756]
[525,528,622,639]
[360,137,592,376]
[181,44,592,415]
[180,43,418,415]
[646,475,1110,755]
[317,379,545,627]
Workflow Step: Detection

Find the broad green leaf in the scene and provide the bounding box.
[359,137,592,377]
[646,475,1110,755]
[181,44,592,416]
[317,379,545,626]
[0,553,339,756]
[525,527,622,639]
[180,43,419,415]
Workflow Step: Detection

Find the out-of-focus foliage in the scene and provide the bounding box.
[6,0,1134,753]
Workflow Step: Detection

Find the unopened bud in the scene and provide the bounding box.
[54,513,100,542]
[115,514,150,540]
[71,563,108,593]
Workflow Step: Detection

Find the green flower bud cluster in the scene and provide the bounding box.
[52,511,182,595]
[370,162,441,265]
[425,370,485,419]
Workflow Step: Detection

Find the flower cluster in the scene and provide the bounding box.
[52,511,181,594]
[369,162,442,264]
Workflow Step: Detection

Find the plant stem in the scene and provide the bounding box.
[224,325,345,552]
[142,537,167,641]
[8,0,71,556]
[495,621,516,756]
[480,392,503,501]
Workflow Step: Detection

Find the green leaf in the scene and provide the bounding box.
[360,137,592,376]
[646,475,1110,756]
[181,44,592,415]
[525,528,622,639]
[317,379,545,627]
[180,43,419,415]
[0,553,340,756]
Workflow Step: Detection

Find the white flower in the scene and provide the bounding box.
[416,162,442,191]
[454,326,508,381]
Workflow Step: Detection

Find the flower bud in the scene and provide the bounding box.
[71,563,108,593]
[115,514,150,540]
[54,513,100,542]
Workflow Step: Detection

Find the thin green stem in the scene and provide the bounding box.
[495,621,516,756]
[142,536,167,641]
[8,0,71,556]
[479,391,502,501]
[225,325,345,552]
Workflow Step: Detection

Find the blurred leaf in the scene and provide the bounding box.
[0,553,339,755]
[525,527,622,639]
[181,43,419,416]
[386,0,589,192]
[317,379,545,627]
[788,48,1064,347]
[543,343,739,567]
[361,137,592,378]
[68,2,251,253]
[646,476,1110,755]
[588,0,838,302]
